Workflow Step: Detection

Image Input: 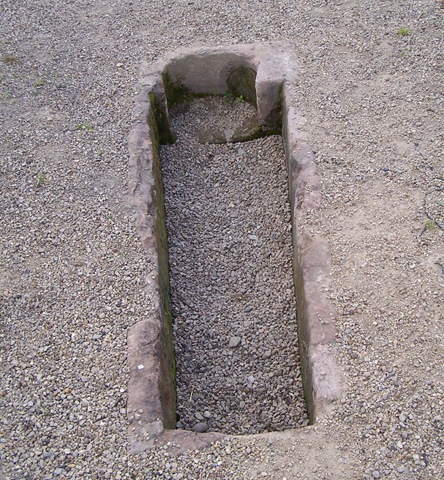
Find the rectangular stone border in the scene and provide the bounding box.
[127,42,342,454]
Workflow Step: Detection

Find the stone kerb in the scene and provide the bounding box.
[282,89,343,421]
[128,42,342,454]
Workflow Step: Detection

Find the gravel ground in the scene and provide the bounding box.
[1,0,443,479]
[162,98,308,435]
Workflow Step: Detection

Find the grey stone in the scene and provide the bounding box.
[191,422,209,433]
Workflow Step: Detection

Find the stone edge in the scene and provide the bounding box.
[282,88,343,422]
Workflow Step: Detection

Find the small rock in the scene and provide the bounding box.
[229,336,241,348]
[192,422,208,433]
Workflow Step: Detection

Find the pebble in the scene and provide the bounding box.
[191,422,209,433]
[228,336,242,348]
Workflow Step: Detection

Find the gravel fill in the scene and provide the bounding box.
[1,0,443,479]
[161,98,308,435]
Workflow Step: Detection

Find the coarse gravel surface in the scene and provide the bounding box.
[1,0,443,479]
[162,98,308,435]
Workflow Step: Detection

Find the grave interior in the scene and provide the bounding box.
[160,95,309,434]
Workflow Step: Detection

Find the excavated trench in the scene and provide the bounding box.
[161,97,309,434]
[128,44,341,452]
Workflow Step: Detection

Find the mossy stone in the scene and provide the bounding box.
[226,67,257,107]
